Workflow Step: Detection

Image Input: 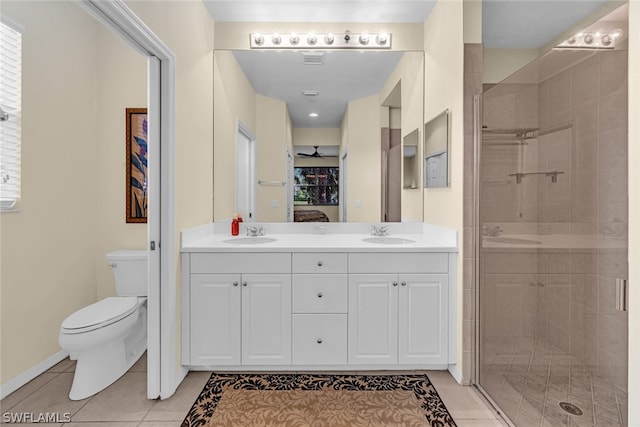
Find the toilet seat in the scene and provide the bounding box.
[61,297,138,334]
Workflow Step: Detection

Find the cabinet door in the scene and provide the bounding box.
[348,274,398,364]
[190,274,241,365]
[242,274,292,365]
[398,274,448,364]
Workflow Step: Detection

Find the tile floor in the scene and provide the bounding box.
[1,353,505,427]
[480,336,627,427]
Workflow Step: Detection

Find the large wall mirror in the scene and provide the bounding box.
[423,109,449,188]
[213,49,425,223]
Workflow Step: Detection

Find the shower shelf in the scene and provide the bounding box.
[508,170,565,184]
[482,127,538,145]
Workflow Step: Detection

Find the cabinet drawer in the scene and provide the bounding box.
[292,253,347,274]
[292,274,347,313]
[349,252,448,274]
[190,253,291,274]
[292,314,347,365]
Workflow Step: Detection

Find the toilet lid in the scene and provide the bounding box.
[62,297,138,331]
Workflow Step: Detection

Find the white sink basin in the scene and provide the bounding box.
[223,237,278,244]
[485,236,541,245]
[362,236,416,245]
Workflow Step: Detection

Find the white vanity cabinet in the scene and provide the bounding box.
[183,253,291,366]
[348,253,449,365]
[181,239,456,371]
[291,253,348,365]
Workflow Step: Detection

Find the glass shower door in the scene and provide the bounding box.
[477,46,628,426]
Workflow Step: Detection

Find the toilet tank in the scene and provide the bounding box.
[106,250,148,296]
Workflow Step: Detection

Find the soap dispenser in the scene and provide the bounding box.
[231,214,239,236]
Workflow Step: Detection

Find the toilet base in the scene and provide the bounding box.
[67,304,147,400]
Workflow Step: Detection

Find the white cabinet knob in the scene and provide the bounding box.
[233,281,238,287]
[317,261,324,267]
[317,292,323,298]
[316,338,323,344]
[392,281,398,287]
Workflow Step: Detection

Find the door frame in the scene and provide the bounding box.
[236,120,256,221]
[79,0,179,399]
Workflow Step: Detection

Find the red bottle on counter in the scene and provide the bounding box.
[231,214,239,236]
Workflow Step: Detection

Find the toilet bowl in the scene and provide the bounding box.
[58,250,147,400]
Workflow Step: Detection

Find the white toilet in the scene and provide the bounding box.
[59,250,148,400]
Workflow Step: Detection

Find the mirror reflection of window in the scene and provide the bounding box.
[293,167,339,206]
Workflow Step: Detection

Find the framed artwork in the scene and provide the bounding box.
[125,108,148,223]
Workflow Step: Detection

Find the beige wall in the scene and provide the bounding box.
[1,1,101,383]
[256,95,288,222]
[628,2,639,424]
[292,128,340,147]
[423,0,465,370]
[96,24,148,300]
[380,52,425,222]
[212,50,256,221]
[483,48,540,84]
[341,95,381,222]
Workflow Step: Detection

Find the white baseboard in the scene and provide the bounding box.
[0,350,69,399]
[448,364,463,384]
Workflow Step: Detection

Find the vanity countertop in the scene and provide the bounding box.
[181,222,457,253]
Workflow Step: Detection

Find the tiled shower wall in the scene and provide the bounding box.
[478,49,628,392]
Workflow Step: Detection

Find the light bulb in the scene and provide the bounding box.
[325,32,335,45]
[307,31,317,45]
[253,33,264,45]
[584,34,594,44]
[611,28,623,39]
[601,34,612,46]
[272,33,282,45]
[290,32,300,45]
[359,32,370,45]
[376,30,389,45]
[309,112,319,118]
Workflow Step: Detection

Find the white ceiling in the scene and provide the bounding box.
[233,50,404,128]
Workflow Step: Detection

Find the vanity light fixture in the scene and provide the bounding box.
[556,29,623,49]
[250,30,391,49]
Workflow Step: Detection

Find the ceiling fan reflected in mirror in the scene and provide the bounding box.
[296,146,338,158]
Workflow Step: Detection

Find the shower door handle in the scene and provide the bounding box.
[615,278,628,311]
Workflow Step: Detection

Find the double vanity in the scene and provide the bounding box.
[180,222,457,371]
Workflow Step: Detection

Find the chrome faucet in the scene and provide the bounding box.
[371,225,390,237]
[245,225,265,237]
[482,225,503,237]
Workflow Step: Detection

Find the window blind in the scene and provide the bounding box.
[0,22,21,209]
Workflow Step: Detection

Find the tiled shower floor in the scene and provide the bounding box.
[480,336,627,427]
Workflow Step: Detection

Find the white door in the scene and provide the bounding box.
[190,274,241,365]
[236,122,256,221]
[398,274,448,364]
[242,274,292,365]
[348,274,398,364]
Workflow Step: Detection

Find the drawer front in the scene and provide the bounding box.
[292,274,348,313]
[190,253,291,274]
[292,253,347,274]
[292,314,347,365]
[348,252,449,274]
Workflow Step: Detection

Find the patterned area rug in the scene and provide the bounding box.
[182,373,457,427]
